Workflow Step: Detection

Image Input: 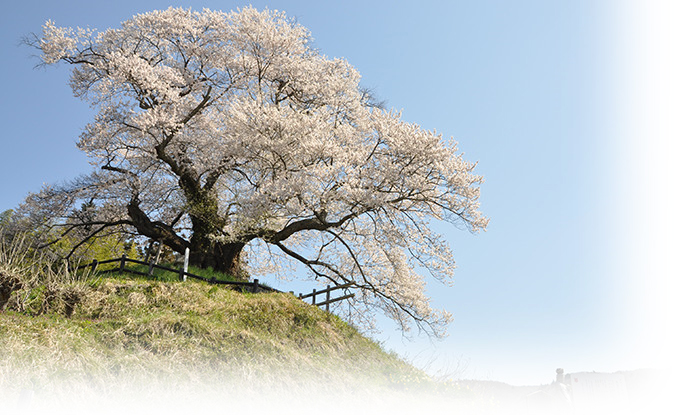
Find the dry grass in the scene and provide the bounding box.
[0,233,90,313]
[1,277,468,409]
[0,234,482,413]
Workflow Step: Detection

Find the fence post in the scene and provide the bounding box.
[119,254,126,272]
[252,279,259,293]
[154,242,162,265]
[312,289,316,305]
[90,259,98,273]
[148,259,155,277]
[181,247,189,282]
[326,285,331,312]
[144,239,154,264]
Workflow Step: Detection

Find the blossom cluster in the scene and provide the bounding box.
[36,7,488,335]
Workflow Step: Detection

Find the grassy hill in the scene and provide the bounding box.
[1,239,661,414]
[1,265,478,413]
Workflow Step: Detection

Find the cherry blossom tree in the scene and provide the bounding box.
[26,7,488,335]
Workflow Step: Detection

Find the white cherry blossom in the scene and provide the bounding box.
[29,6,488,336]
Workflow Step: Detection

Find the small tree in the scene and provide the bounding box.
[25,7,487,335]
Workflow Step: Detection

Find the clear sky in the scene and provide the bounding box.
[1,0,687,386]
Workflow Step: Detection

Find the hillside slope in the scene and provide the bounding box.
[0,275,475,414]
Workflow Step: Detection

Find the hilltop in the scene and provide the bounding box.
[0,271,480,414]
[0,239,662,414]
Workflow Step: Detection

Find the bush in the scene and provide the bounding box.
[0,232,88,316]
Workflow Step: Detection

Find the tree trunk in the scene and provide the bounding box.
[179,185,249,279]
[127,175,249,278]
[189,235,247,280]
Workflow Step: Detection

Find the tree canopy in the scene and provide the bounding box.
[22,7,488,336]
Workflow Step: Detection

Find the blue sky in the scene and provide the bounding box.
[1,1,687,385]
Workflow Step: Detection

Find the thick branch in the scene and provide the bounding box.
[267,211,360,243]
[126,199,189,253]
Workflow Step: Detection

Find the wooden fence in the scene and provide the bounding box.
[75,254,278,293]
[297,282,355,312]
[75,254,355,309]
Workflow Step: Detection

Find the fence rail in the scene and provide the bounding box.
[298,282,354,312]
[75,254,278,293]
[75,254,355,309]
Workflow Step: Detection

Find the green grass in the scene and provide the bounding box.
[1,236,475,410]
[1,271,465,401]
[93,261,243,283]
